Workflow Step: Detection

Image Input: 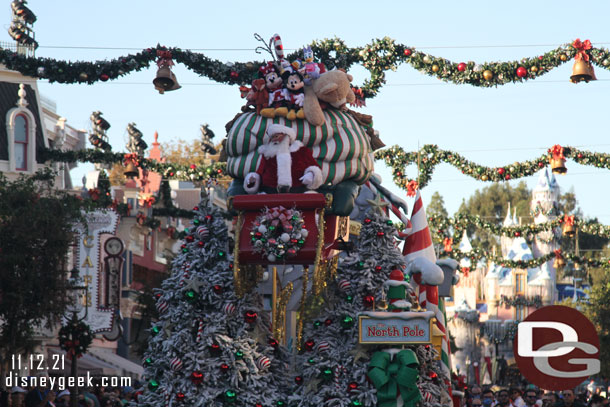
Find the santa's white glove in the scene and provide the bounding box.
[299,172,314,186]
[244,172,261,194]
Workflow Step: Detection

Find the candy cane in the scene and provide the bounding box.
[196,318,204,343]
[271,33,284,60]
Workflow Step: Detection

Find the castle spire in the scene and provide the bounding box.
[503,202,513,226]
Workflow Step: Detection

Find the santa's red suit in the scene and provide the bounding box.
[244,139,323,193]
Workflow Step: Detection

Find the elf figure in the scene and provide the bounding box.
[244,124,323,194]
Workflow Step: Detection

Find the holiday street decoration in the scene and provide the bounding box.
[428,213,610,241]
[359,312,434,344]
[200,124,217,155]
[367,350,422,407]
[377,144,610,190]
[89,111,112,153]
[153,50,180,94]
[124,123,147,177]
[138,201,290,407]
[8,0,37,49]
[1,37,609,96]
[250,206,308,262]
[58,321,93,358]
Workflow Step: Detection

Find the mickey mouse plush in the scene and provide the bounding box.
[259,62,288,118]
[282,70,305,120]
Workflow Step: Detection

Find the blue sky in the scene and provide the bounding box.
[6,1,610,222]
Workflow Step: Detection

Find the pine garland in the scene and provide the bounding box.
[2,38,609,99]
[376,144,610,190]
[428,214,610,240]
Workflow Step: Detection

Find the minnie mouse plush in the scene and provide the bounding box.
[259,62,288,118]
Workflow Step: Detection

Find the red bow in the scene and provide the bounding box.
[572,38,592,62]
[156,50,175,68]
[88,188,100,201]
[443,237,453,253]
[124,153,140,166]
[461,266,470,277]
[259,62,277,76]
[554,249,563,259]
[406,180,419,197]
[548,144,565,160]
[563,214,575,226]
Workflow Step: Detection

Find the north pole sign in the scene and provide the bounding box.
[358,311,435,345]
[74,209,119,333]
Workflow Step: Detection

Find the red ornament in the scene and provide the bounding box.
[205,215,213,221]
[190,371,204,385]
[538,55,544,60]
[193,206,199,211]
[190,164,196,169]
[389,269,404,281]
[538,162,544,167]
[364,218,372,224]
[516,66,527,78]
[268,338,279,348]
[220,363,229,373]
[230,71,239,79]
[244,311,258,324]
[348,382,358,391]
[425,345,431,350]
[578,153,583,159]
[514,231,521,237]
[428,371,438,379]
[377,231,385,237]
[213,285,222,294]
[457,62,466,72]
[209,343,221,356]
[304,340,315,351]
[375,265,383,273]
[497,168,505,175]
[176,393,185,401]
[363,295,375,308]
[295,376,303,385]
[100,74,109,81]
[505,174,511,180]
[324,319,332,326]
[403,49,412,57]
[185,235,194,242]
[198,241,204,247]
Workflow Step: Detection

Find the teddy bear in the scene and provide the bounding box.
[258,62,288,118]
[303,69,356,127]
[245,78,269,115]
[281,70,306,120]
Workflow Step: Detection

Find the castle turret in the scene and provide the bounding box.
[501,203,514,257]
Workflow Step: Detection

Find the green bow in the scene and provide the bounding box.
[367,350,422,407]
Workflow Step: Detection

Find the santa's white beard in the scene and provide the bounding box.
[261,136,291,158]
[262,137,293,187]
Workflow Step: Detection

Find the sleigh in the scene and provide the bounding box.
[231,193,349,267]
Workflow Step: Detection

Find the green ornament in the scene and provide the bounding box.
[235,350,243,359]
[297,239,305,245]
[151,326,160,336]
[144,357,152,366]
[185,290,196,302]
[386,220,393,226]
[292,215,299,220]
[193,219,200,225]
[218,251,225,258]
[269,225,276,231]
[148,380,159,391]
[184,228,189,233]
[182,248,188,253]
[224,390,236,403]
[277,402,285,407]
[351,401,363,407]
[404,274,411,283]
[206,167,213,175]
[345,295,353,303]
[321,367,333,381]
[341,315,354,328]
[313,321,322,328]
[357,261,365,269]
[308,358,315,365]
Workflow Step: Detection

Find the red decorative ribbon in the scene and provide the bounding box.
[563,214,575,226]
[548,144,565,160]
[266,206,295,231]
[124,152,140,166]
[406,180,419,197]
[139,196,156,208]
[572,38,592,62]
[554,249,563,259]
[460,267,470,277]
[443,237,453,253]
[156,50,175,68]
[350,86,366,107]
[88,188,100,201]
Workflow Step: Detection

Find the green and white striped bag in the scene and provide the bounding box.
[226,109,374,186]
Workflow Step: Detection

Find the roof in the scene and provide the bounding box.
[534,168,558,193]
[556,283,589,301]
[88,348,144,379]
[0,81,45,161]
[496,237,541,286]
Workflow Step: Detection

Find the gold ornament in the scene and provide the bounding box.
[530,66,539,73]
[432,64,439,73]
[560,54,568,62]
[79,72,88,81]
[483,70,493,81]
[423,55,432,64]
[481,174,489,181]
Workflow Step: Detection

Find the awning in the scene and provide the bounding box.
[47,347,116,376]
[88,348,143,379]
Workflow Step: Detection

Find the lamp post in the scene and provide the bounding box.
[65,268,89,407]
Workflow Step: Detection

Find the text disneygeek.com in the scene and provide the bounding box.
[5,373,132,390]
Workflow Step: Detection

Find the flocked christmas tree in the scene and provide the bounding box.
[290,202,445,407]
[137,200,290,407]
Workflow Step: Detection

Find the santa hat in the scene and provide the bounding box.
[264,124,297,144]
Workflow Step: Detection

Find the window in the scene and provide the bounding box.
[515,305,527,321]
[515,271,525,295]
[14,114,28,170]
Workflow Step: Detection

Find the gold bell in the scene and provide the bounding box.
[549,156,567,174]
[153,66,182,94]
[562,223,576,238]
[553,257,566,270]
[124,161,139,178]
[570,59,597,83]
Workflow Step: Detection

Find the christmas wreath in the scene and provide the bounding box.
[59,321,94,357]
[251,206,308,262]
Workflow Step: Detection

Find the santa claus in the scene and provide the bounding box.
[244,124,323,193]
